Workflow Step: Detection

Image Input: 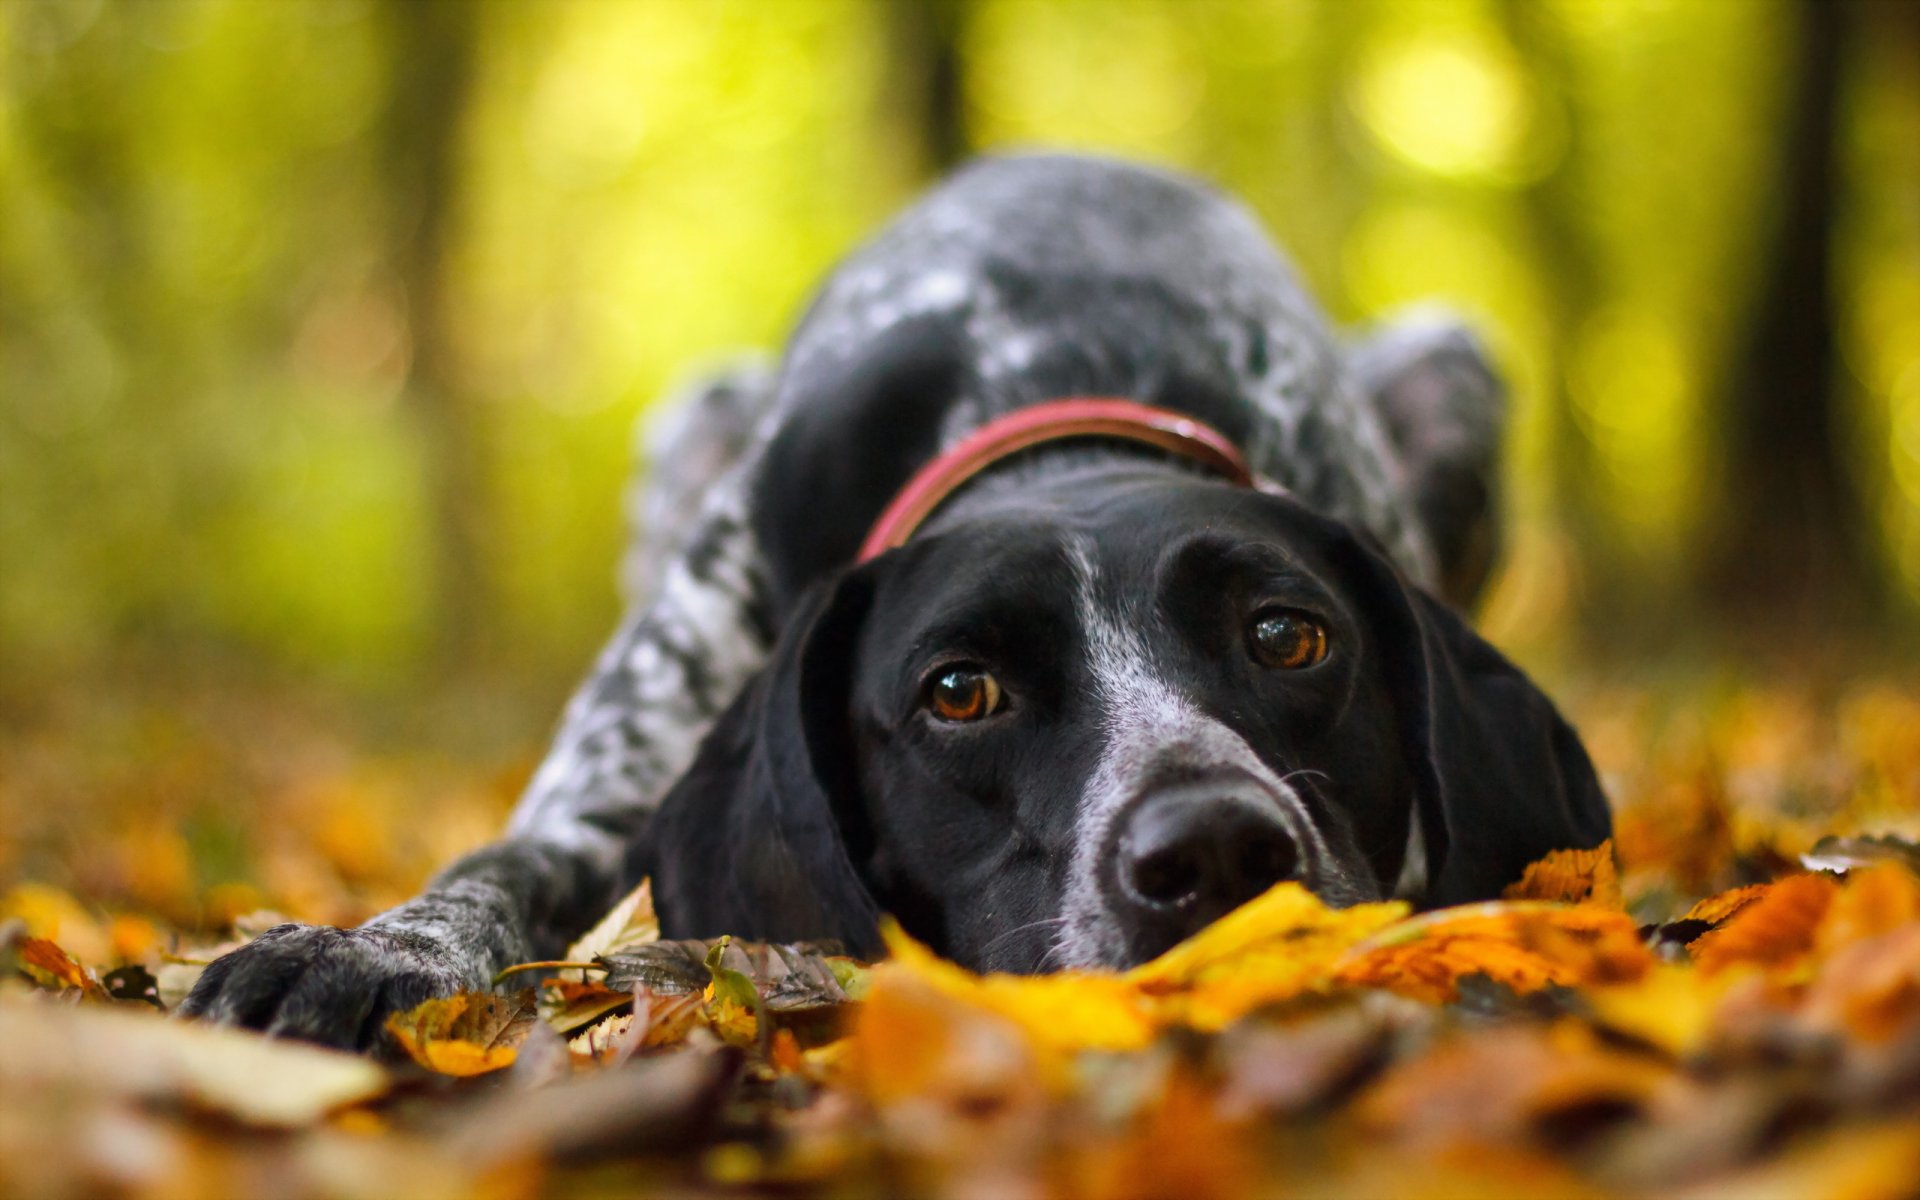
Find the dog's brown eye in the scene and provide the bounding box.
[926,667,1003,722]
[1249,609,1328,670]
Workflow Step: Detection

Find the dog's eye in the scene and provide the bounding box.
[1248,609,1328,670]
[925,666,1004,722]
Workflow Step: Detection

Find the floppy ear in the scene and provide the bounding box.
[636,566,884,956]
[1327,524,1611,906]
[1349,311,1506,609]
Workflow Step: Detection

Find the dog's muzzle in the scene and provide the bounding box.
[1104,772,1304,957]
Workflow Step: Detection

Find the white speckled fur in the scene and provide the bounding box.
[1052,540,1363,968]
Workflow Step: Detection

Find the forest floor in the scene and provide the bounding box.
[4,671,1920,1199]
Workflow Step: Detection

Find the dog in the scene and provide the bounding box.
[182,155,1610,1049]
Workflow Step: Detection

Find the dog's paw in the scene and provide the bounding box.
[176,923,483,1052]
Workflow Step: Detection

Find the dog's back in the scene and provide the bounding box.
[755,154,1424,607]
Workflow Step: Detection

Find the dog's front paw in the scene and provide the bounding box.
[176,923,482,1052]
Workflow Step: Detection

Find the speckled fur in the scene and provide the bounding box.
[180,154,1506,1046]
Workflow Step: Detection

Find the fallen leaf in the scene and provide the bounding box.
[385,991,538,1077]
[1126,882,1408,1028]
[1798,923,1920,1043]
[16,935,107,999]
[568,1012,638,1066]
[561,879,658,980]
[1681,883,1772,928]
[0,991,387,1126]
[879,922,1155,1058]
[1504,841,1623,909]
[537,980,632,1036]
[703,938,764,1048]
[1355,1021,1681,1151]
[1335,903,1652,1003]
[1587,963,1736,1058]
[1816,862,1920,955]
[1799,833,1920,875]
[1690,873,1838,976]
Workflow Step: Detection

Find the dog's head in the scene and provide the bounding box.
[644,461,1610,970]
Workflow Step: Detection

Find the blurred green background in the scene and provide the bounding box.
[3,0,1918,925]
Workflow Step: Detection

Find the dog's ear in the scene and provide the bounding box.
[1325,523,1611,906]
[638,566,884,955]
[1349,311,1505,609]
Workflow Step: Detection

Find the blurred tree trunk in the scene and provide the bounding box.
[1498,1,1612,627]
[1699,0,1878,637]
[378,0,490,668]
[882,0,969,177]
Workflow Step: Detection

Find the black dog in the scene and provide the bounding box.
[183,155,1609,1048]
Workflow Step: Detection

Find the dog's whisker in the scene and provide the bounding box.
[979,916,1069,962]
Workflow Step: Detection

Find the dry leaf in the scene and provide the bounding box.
[1355,1021,1681,1150]
[561,880,659,979]
[538,980,633,1036]
[1681,884,1772,928]
[568,1011,638,1066]
[1690,873,1838,976]
[1335,902,1652,1003]
[1504,841,1623,909]
[1816,862,1920,955]
[385,991,538,1077]
[879,922,1156,1058]
[16,935,105,997]
[1,992,386,1126]
[1127,882,1408,1028]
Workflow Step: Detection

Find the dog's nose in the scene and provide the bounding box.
[1117,784,1300,925]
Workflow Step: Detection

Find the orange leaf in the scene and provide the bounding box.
[1681,883,1771,928]
[1817,862,1920,956]
[17,935,104,996]
[1503,841,1622,909]
[1335,903,1651,1003]
[1800,924,1920,1043]
[1690,872,1838,976]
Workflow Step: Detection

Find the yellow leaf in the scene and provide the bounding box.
[879,922,1156,1056]
[1126,881,1408,1030]
[1502,840,1622,908]
[1587,963,1733,1058]
[385,992,536,1077]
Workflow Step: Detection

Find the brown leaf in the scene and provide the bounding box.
[1504,841,1623,909]
[385,991,538,1077]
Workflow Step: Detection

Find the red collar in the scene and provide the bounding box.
[856,398,1270,563]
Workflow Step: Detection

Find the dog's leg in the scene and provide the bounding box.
[622,358,777,605]
[1348,312,1506,610]
[182,396,780,1049]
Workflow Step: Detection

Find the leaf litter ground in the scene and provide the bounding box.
[5,680,1920,1198]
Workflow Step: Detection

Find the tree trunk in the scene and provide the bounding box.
[881,0,969,178]
[1700,0,1876,638]
[378,0,490,668]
